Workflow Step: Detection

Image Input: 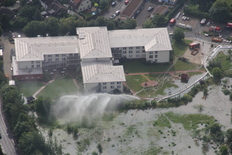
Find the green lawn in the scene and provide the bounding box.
[172,39,192,58]
[136,81,178,97]
[126,75,147,92]
[226,0,232,6]
[164,112,215,131]
[37,79,78,99]
[18,81,45,97]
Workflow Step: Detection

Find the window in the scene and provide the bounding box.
[136,51,140,53]
[129,55,133,58]
[111,82,114,84]
[149,52,153,54]
[31,65,34,68]
[129,47,133,49]
[48,55,52,57]
[110,86,114,89]
[74,54,78,57]
[31,61,34,64]
[36,61,40,63]
[123,47,126,50]
[155,51,158,54]
[62,58,66,61]
[62,54,66,57]
[122,51,126,54]
[142,50,145,53]
[103,86,107,89]
[149,55,153,58]
[129,51,133,53]
[136,55,140,58]
[155,55,158,58]
[36,65,40,68]
[48,58,52,61]
[56,58,59,61]
[69,54,73,56]
[155,59,157,62]
[103,83,107,85]
[55,54,59,57]
[142,54,146,57]
[117,82,121,84]
[136,47,140,49]
[117,85,121,89]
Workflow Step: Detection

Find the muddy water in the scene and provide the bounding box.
[39,84,231,155]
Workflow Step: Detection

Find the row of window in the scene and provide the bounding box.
[122,47,143,50]
[149,51,158,54]
[121,55,146,58]
[47,58,66,62]
[31,61,40,64]
[102,82,121,85]
[45,54,78,57]
[149,55,158,58]
[122,50,145,54]
[31,65,40,68]
[103,85,121,89]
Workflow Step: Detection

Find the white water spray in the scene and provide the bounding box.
[52,93,138,124]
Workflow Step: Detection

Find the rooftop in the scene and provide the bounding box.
[121,0,143,17]
[81,60,125,84]
[14,36,79,61]
[76,27,112,59]
[108,28,172,51]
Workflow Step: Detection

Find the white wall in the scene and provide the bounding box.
[146,51,170,63]
[84,83,98,92]
[101,81,123,93]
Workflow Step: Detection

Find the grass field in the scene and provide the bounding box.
[37,79,78,99]
[18,81,45,97]
[126,75,147,92]
[164,112,215,130]
[172,39,192,58]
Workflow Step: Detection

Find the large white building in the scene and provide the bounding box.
[12,27,172,93]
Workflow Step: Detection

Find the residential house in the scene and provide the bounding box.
[68,0,91,13]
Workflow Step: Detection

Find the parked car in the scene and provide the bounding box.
[148,7,154,12]
[115,10,120,16]
[125,0,129,5]
[111,1,116,7]
[110,14,116,19]
[200,18,207,25]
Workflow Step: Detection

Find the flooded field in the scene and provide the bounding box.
[39,83,232,155]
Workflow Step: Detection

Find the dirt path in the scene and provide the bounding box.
[32,80,54,99]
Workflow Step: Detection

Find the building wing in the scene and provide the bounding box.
[81,60,125,84]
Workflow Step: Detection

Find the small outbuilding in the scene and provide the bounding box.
[181,73,189,83]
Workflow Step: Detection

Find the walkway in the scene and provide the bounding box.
[32,80,54,99]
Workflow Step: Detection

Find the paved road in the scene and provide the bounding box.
[0,100,17,155]
[1,31,15,80]
[104,1,127,19]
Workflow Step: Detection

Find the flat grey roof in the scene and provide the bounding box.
[81,60,125,84]
[108,28,172,51]
[14,36,79,61]
[76,27,112,59]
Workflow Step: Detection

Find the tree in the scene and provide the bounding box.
[34,96,51,118]
[92,152,98,155]
[172,28,185,42]
[12,16,28,28]
[212,67,222,82]
[142,19,154,28]
[121,18,136,29]
[97,143,102,154]
[0,145,4,155]
[33,9,43,21]
[210,123,221,134]
[209,0,231,23]
[226,129,232,142]
[151,14,167,27]
[220,145,229,155]
[45,17,59,36]
[0,14,11,29]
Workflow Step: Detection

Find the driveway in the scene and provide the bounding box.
[134,1,156,27]
[103,1,127,19]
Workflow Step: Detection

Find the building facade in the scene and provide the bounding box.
[12,27,172,93]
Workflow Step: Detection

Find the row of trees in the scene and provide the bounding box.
[1,85,60,155]
[23,16,137,37]
[184,0,232,23]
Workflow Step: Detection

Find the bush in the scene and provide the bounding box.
[222,89,230,95]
